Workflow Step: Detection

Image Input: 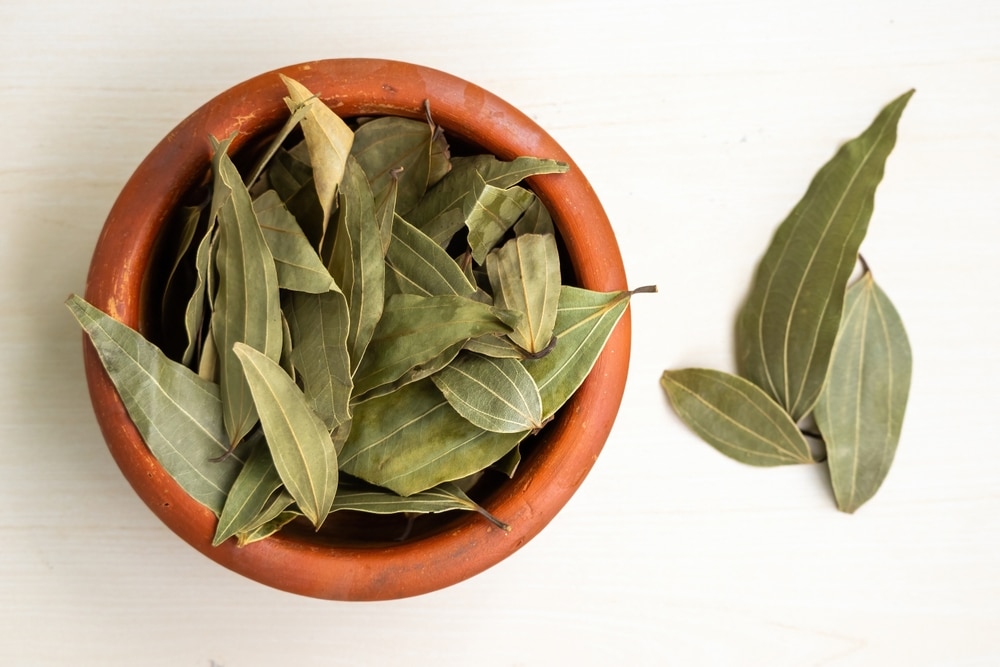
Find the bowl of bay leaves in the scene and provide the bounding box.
[71,59,633,600]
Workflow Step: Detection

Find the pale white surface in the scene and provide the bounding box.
[2,1,998,665]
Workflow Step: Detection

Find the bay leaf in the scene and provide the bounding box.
[351,116,435,216]
[375,169,399,256]
[181,219,216,368]
[487,233,561,355]
[661,368,815,466]
[235,489,298,546]
[253,189,336,293]
[464,174,535,264]
[66,295,243,514]
[736,90,914,421]
[280,75,355,246]
[331,479,508,530]
[513,196,555,237]
[267,144,324,247]
[340,378,525,496]
[284,290,353,431]
[327,156,385,372]
[233,343,338,528]
[212,432,283,546]
[431,352,544,433]
[351,294,518,398]
[428,124,452,189]
[352,340,464,404]
[161,205,203,338]
[523,286,630,419]
[245,99,312,187]
[407,155,569,245]
[386,215,476,298]
[814,273,912,513]
[463,333,523,359]
[209,137,283,448]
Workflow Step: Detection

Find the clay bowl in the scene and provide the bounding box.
[82,58,630,600]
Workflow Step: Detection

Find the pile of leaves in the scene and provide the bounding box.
[68,76,638,546]
[662,91,914,513]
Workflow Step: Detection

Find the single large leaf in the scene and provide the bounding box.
[736,90,913,421]
[487,233,561,355]
[340,379,525,496]
[253,190,336,293]
[233,343,338,528]
[814,273,912,513]
[351,294,518,397]
[386,216,476,298]
[280,75,355,245]
[431,352,543,433]
[284,290,353,430]
[331,479,507,530]
[212,432,283,546]
[66,295,243,514]
[351,116,435,216]
[209,137,283,447]
[465,174,535,264]
[407,155,568,245]
[661,368,815,466]
[523,286,630,419]
[328,156,385,372]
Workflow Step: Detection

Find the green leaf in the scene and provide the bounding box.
[351,116,436,216]
[328,156,385,372]
[340,379,525,496]
[180,217,216,369]
[814,273,912,513]
[233,343,338,528]
[431,352,543,433]
[463,333,523,359]
[524,286,630,419]
[212,433,284,546]
[66,295,242,514]
[331,479,508,530]
[465,174,535,264]
[280,75,355,245]
[284,290,353,431]
[407,155,568,245]
[487,233,561,355]
[661,368,815,466]
[235,489,298,546]
[736,90,914,421]
[351,294,518,398]
[352,340,464,403]
[253,190,336,293]
[209,137,283,447]
[375,170,398,256]
[386,216,477,297]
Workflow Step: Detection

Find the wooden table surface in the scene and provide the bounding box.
[3,1,998,664]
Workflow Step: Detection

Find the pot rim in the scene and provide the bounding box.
[82,58,630,600]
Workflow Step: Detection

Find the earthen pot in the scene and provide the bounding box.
[82,58,630,600]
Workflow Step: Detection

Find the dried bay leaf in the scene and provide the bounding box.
[465,175,535,263]
[386,216,477,298]
[331,479,507,530]
[253,189,336,294]
[280,75,354,244]
[351,115,437,215]
[235,489,298,546]
[407,155,568,245]
[351,294,519,398]
[814,272,912,513]
[212,433,283,546]
[524,286,631,419]
[736,90,913,421]
[487,233,561,355]
[340,378,525,496]
[661,368,815,466]
[161,205,204,337]
[352,340,464,404]
[284,290,353,431]
[328,156,385,372]
[431,352,544,433]
[209,137,283,447]
[66,295,242,514]
[463,333,523,359]
[267,144,324,247]
[181,218,216,368]
[233,343,338,528]
[513,196,555,237]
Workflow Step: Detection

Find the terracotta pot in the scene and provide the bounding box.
[82,58,630,600]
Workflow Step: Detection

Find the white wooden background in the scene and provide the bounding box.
[3,1,998,665]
